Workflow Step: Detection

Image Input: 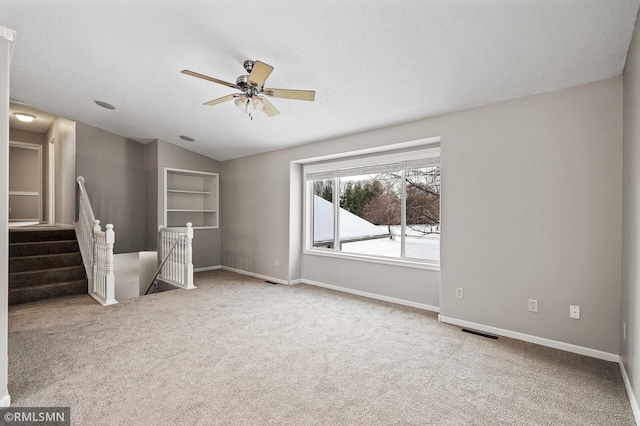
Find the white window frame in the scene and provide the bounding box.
[303,145,441,271]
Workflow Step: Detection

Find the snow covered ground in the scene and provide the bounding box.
[342,226,440,261]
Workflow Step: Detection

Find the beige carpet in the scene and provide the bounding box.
[7,270,635,425]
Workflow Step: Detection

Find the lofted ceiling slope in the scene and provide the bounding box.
[1,1,638,161]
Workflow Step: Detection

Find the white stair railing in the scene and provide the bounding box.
[92,221,117,305]
[75,177,95,279]
[156,223,195,290]
[74,176,118,306]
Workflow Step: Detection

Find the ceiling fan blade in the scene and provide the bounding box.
[260,96,280,117]
[203,94,239,106]
[249,61,274,87]
[181,69,241,90]
[263,88,315,101]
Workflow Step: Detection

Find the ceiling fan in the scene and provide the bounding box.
[181,60,315,119]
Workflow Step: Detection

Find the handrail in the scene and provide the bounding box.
[75,177,95,279]
[144,233,185,295]
[76,176,96,224]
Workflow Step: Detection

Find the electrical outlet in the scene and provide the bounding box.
[456,287,464,299]
[274,258,279,266]
[528,299,538,313]
[624,322,627,340]
[570,305,580,319]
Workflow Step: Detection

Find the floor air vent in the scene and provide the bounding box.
[461,328,498,340]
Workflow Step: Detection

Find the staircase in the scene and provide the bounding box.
[9,227,88,305]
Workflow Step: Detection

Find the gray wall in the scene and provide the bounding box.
[438,78,622,354]
[221,77,622,353]
[144,140,158,251]
[46,117,75,225]
[622,6,640,412]
[222,151,297,281]
[156,140,221,269]
[8,128,44,145]
[74,132,221,266]
[76,122,146,253]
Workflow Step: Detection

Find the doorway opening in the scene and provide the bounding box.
[8,141,42,226]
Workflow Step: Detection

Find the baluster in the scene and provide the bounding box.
[170,232,175,281]
[100,236,106,298]
[163,232,167,280]
[178,232,181,281]
[177,232,183,283]
[185,223,194,288]
[164,230,169,279]
[92,220,101,296]
[172,232,177,281]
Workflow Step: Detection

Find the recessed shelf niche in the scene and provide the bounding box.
[164,168,219,229]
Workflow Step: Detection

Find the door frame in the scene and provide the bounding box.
[9,140,43,224]
[47,137,55,224]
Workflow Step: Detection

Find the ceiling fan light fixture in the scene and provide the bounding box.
[14,113,36,123]
[235,95,249,112]
[252,97,264,112]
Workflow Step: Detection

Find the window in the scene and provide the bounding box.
[305,147,440,267]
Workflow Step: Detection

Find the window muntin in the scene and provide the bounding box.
[305,149,440,265]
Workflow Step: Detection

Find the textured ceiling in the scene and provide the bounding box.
[1,1,638,161]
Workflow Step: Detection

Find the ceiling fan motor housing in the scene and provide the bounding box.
[236,74,264,97]
[236,75,250,91]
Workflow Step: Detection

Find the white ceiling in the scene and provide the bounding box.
[1,1,638,161]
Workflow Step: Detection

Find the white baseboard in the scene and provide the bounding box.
[0,393,10,408]
[619,358,640,424]
[220,266,292,285]
[289,279,303,285]
[302,279,440,313]
[194,265,222,273]
[438,315,618,362]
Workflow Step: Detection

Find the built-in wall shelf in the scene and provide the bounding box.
[164,168,219,229]
[167,190,212,195]
[166,209,217,212]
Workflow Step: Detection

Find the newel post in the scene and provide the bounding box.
[104,224,117,305]
[185,222,195,289]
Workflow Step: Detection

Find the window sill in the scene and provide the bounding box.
[303,249,440,271]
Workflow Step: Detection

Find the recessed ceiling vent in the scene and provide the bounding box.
[94,100,116,110]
